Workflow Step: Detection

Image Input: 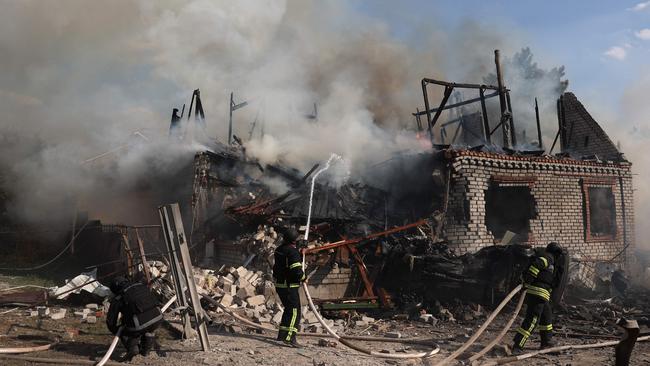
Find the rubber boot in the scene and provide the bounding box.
[283,333,302,348]
[540,331,556,349]
[277,330,288,341]
[125,337,140,360]
[511,344,525,355]
[140,333,156,356]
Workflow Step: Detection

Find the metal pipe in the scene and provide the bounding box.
[421,79,433,142]
[422,78,501,91]
[506,91,517,146]
[535,98,543,149]
[480,88,491,144]
[494,49,509,148]
[228,92,234,145]
[413,90,499,116]
[482,336,650,365]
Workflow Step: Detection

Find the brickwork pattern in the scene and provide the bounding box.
[307,266,354,300]
[445,151,635,262]
[561,93,620,159]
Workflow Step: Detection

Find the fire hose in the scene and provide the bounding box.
[468,289,526,363]
[200,293,437,346]
[298,154,438,358]
[301,281,440,359]
[481,335,650,365]
[0,342,55,354]
[430,284,523,365]
[298,155,530,360]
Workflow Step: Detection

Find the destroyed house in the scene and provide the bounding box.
[190,85,634,305]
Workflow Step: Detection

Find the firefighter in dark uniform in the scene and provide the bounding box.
[273,228,306,347]
[513,242,563,351]
[106,276,164,359]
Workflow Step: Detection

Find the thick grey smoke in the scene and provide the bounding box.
[610,73,650,249]
[0,0,569,226]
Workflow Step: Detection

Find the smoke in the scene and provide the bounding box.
[610,72,650,249]
[484,47,568,148]
[0,0,569,226]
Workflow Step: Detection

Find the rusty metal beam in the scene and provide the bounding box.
[303,219,427,254]
[480,88,491,144]
[413,91,499,116]
[422,78,501,91]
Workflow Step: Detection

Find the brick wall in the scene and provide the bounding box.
[306,266,355,300]
[214,242,248,267]
[444,150,635,264]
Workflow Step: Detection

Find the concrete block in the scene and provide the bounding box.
[218,275,233,286]
[234,266,249,279]
[361,316,375,323]
[219,294,233,307]
[85,315,97,324]
[236,285,255,299]
[354,320,368,327]
[272,311,283,325]
[254,305,267,314]
[235,277,251,289]
[50,309,67,320]
[246,295,265,307]
[85,303,99,310]
[304,312,318,324]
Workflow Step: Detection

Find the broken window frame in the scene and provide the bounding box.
[581,178,617,242]
[484,175,537,242]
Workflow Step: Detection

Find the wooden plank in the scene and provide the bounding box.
[158,205,193,338]
[170,203,211,351]
[135,229,151,285]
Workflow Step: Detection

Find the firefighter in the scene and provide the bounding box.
[512,242,563,351]
[106,276,163,360]
[273,228,306,347]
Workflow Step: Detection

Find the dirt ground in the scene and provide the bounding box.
[2,307,649,366]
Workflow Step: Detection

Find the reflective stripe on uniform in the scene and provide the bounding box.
[286,308,298,341]
[517,315,538,348]
[516,327,531,337]
[288,283,300,288]
[528,266,540,276]
[275,282,287,288]
[525,284,551,301]
[289,262,302,269]
[537,324,553,331]
[539,257,548,268]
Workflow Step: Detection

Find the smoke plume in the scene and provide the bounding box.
[0,0,569,226]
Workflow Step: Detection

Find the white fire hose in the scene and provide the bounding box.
[298,154,531,361]
[299,154,441,359]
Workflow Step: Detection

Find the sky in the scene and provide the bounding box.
[356,0,650,116]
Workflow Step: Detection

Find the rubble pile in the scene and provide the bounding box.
[145,257,343,334]
[193,265,345,333]
[22,302,104,325]
[232,225,280,273]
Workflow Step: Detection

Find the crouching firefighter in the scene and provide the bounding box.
[273,228,306,347]
[107,276,163,360]
[513,242,564,351]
